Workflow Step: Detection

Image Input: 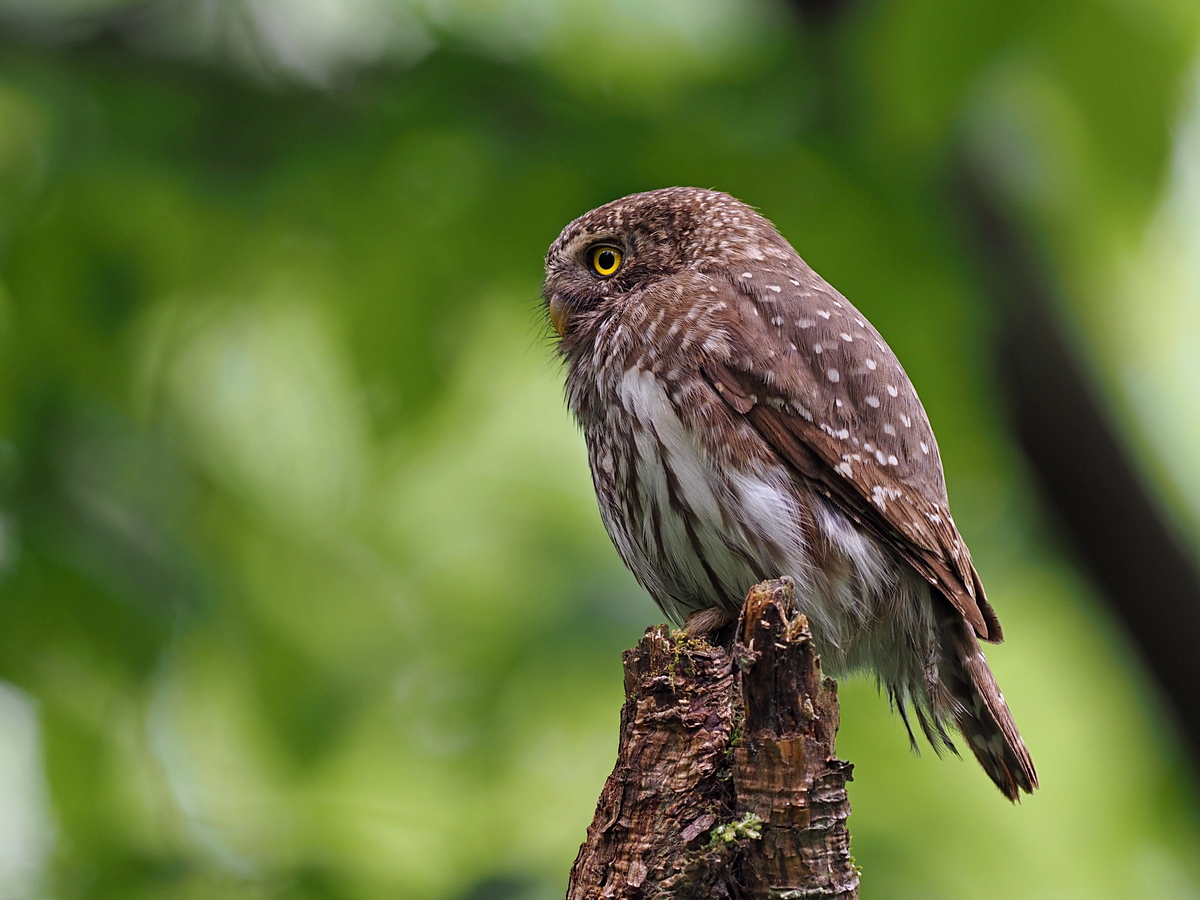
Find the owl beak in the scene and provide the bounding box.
[548,295,567,337]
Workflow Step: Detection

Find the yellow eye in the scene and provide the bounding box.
[590,246,622,277]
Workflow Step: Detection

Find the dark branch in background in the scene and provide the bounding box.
[786,0,1200,771]
[788,0,856,27]
[956,170,1200,763]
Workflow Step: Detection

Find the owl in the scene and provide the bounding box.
[543,187,1036,799]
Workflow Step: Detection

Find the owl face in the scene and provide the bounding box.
[542,198,687,338]
[543,188,795,340]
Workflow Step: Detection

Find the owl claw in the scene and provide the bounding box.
[683,606,737,638]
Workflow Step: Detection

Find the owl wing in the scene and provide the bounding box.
[699,264,1002,642]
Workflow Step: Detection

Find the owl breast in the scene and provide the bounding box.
[583,363,932,678]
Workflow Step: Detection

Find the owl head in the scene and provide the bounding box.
[542,187,790,339]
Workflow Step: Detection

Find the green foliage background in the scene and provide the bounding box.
[1,1,1200,898]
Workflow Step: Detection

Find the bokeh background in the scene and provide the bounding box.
[2,1,1200,898]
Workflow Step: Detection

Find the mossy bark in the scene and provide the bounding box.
[566,578,858,899]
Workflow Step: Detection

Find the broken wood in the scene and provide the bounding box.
[567,578,858,899]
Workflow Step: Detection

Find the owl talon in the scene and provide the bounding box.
[683,606,737,638]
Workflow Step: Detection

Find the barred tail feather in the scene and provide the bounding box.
[941,615,1038,801]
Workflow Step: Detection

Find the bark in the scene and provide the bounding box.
[567,578,858,899]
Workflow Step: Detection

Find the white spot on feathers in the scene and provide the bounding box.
[767,284,782,293]
[789,401,813,421]
[871,484,901,512]
[826,368,840,382]
[796,318,815,328]
[741,272,753,278]
[841,333,853,342]
[813,343,823,354]
[817,310,832,319]
[883,423,895,435]
[900,414,911,428]
[865,395,880,408]
[919,441,929,454]
[887,385,899,397]
[865,358,877,370]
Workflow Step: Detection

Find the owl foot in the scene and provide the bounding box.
[683,606,738,639]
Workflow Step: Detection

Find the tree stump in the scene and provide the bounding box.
[566,578,858,899]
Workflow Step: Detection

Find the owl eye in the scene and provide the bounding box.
[589,245,623,277]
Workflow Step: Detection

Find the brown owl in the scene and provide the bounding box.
[543,187,1036,800]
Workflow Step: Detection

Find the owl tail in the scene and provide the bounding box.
[939,612,1038,801]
